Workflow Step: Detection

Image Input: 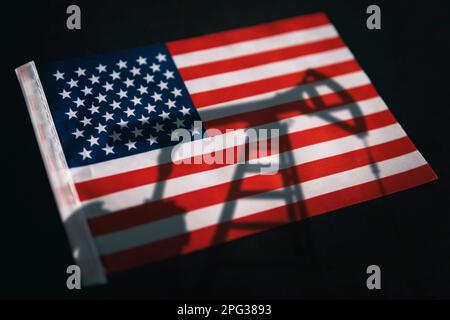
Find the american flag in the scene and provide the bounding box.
[17,12,437,285]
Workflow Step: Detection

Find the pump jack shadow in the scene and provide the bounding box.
[66,68,385,282]
[195,68,385,289]
[143,146,190,261]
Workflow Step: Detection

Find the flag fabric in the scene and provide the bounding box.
[17,12,437,285]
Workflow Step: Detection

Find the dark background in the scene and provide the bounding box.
[1,0,449,299]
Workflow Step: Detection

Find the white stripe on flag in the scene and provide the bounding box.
[172,24,338,68]
[185,48,354,94]
[84,119,401,218]
[198,71,370,120]
[94,151,427,255]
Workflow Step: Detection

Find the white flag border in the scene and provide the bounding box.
[15,61,107,286]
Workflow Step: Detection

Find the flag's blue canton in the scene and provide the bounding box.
[40,44,202,168]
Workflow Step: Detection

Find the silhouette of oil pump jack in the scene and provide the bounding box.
[197,68,384,279]
[143,68,384,287]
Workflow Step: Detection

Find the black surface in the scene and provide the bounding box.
[1,0,449,299]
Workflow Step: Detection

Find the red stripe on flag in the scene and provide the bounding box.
[190,59,361,108]
[101,164,436,274]
[167,13,330,55]
[75,106,395,201]
[88,135,416,237]
[178,37,345,80]
[204,84,378,132]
